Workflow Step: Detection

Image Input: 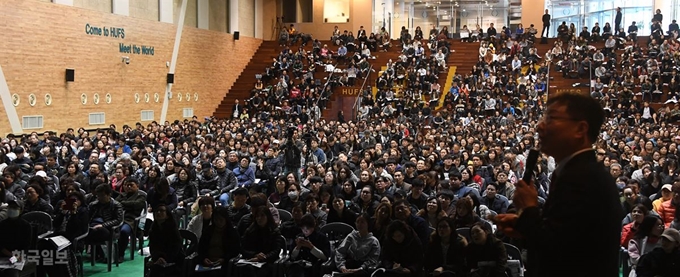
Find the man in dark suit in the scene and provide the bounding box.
[231,99,243,119]
[493,92,622,277]
[115,178,147,263]
[541,9,551,37]
[615,7,622,36]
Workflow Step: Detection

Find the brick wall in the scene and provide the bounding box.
[0,0,261,135]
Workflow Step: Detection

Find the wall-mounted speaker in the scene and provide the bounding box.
[234,31,240,40]
[66,69,75,82]
[167,73,174,84]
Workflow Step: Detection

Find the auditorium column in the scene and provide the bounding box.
[159,0,174,23]
[161,0,188,123]
[112,0,130,16]
[197,0,209,29]
[230,0,239,34]
[255,0,263,39]
[52,0,73,6]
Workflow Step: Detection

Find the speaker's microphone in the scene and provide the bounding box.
[523,149,540,184]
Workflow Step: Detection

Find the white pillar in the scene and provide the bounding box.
[197,0,209,29]
[255,0,263,38]
[159,0,174,23]
[52,0,74,6]
[0,65,23,134]
[161,0,188,123]
[112,0,130,16]
[230,0,239,34]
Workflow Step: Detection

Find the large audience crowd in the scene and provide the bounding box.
[2,11,680,277]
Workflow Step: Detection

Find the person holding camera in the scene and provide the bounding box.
[281,130,302,181]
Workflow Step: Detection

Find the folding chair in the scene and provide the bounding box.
[21,211,54,240]
[130,201,147,260]
[456,227,471,241]
[86,213,125,272]
[278,209,293,223]
[504,243,524,277]
[73,229,89,277]
[19,211,54,277]
[179,229,198,277]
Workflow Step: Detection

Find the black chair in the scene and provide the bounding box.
[620,247,631,277]
[21,211,54,242]
[143,229,197,277]
[504,243,524,277]
[230,234,288,277]
[129,201,147,260]
[73,229,89,277]
[86,214,125,272]
[319,222,355,248]
[278,209,293,222]
[179,229,198,276]
[18,211,54,277]
[456,227,471,241]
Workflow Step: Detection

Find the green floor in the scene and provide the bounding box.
[83,247,145,277]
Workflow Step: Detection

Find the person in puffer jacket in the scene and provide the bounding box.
[656,182,679,227]
[335,213,381,276]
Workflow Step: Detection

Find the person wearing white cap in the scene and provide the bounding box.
[634,227,680,277]
[653,184,675,211]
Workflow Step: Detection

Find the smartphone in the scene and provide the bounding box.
[63,197,76,211]
[321,203,327,210]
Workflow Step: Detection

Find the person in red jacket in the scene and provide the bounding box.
[621,204,650,247]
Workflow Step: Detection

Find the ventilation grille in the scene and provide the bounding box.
[89,112,105,125]
[22,116,44,129]
[141,110,154,121]
[182,108,194,118]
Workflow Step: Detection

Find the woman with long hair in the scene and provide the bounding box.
[621,204,651,247]
[147,204,183,277]
[240,206,285,277]
[417,196,447,228]
[376,220,424,277]
[465,221,507,277]
[425,217,468,277]
[371,202,393,242]
[147,178,178,213]
[195,206,241,276]
[628,215,665,271]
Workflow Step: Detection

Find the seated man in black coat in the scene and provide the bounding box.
[0,200,31,277]
[115,178,146,263]
[86,184,124,261]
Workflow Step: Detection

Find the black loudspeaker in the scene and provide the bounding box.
[234,31,240,40]
[65,69,75,82]
[167,73,174,84]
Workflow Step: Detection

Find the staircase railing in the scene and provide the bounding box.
[312,62,338,121]
[352,65,373,120]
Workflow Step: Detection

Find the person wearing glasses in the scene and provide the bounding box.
[147,204,183,277]
[627,215,665,273]
[492,92,622,277]
[115,178,147,263]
